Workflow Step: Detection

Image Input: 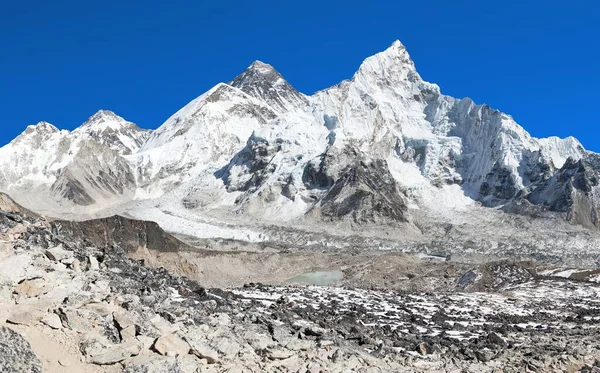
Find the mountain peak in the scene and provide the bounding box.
[388,39,406,50]
[353,39,418,85]
[248,60,275,74]
[84,109,125,126]
[75,110,138,134]
[229,60,308,113]
[23,121,60,136]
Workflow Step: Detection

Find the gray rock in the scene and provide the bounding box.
[90,347,132,365]
[122,356,182,373]
[88,255,100,271]
[41,312,63,329]
[0,326,42,373]
[153,333,190,357]
[45,245,73,262]
[487,332,507,348]
[475,348,496,363]
[7,310,42,326]
[185,335,220,363]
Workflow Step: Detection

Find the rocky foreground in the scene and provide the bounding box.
[1,208,600,372]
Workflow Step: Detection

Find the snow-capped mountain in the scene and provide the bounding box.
[1,40,599,240]
[0,110,149,210]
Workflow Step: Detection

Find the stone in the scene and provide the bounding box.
[268,349,294,360]
[121,325,137,341]
[122,356,181,373]
[285,338,313,351]
[212,337,242,357]
[153,333,190,357]
[0,326,42,373]
[475,348,496,363]
[487,332,507,347]
[14,278,45,297]
[41,313,63,329]
[114,310,136,329]
[45,246,73,262]
[137,335,156,351]
[57,308,90,331]
[7,310,42,326]
[319,340,335,348]
[90,347,132,365]
[185,335,220,364]
[80,337,109,358]
[416,342,434,356]
[88,255,100,271]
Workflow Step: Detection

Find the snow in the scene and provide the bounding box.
[128,206,266,243]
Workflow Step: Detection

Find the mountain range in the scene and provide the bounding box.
[2,40,599,262]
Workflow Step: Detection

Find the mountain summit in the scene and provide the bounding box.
[229,60,308,113]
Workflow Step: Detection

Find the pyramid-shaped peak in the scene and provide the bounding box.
[352,39,419,84]
[77,109,133,133]
[388,39,406,50]
[229,60,308,113]
[248,60,276,74]
[86,109,125,124]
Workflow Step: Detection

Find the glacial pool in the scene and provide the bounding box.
[286,270,344,286]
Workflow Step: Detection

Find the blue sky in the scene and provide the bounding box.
[1,1,598,149]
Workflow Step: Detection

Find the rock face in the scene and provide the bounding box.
[0,327,42,373]
[525,155,600,228]
[54,215,193,253]
[317,157,409,223]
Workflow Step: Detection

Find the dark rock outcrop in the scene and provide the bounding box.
[525,156,600,228]
[53,215,193,253]
[318,158,409,224]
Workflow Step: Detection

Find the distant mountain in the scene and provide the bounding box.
[1,40,599,256]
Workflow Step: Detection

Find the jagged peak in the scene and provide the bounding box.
[353,39,419,84]
[22,121,60,136]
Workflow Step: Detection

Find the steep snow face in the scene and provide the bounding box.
[0,111,148,210]
[134,83,278,195]
[538,136,585,169]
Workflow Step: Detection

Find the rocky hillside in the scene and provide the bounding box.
[1,190,600,372]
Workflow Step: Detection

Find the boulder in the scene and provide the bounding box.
[45,246,73,262]
[0,326,42,373]
[153,333,190,357]
[6,310,43,326]
[185,335,220,363]
[41,313,63,329]
[122,356,181,373]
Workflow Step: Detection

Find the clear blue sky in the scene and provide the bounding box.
[1,1,598,149]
